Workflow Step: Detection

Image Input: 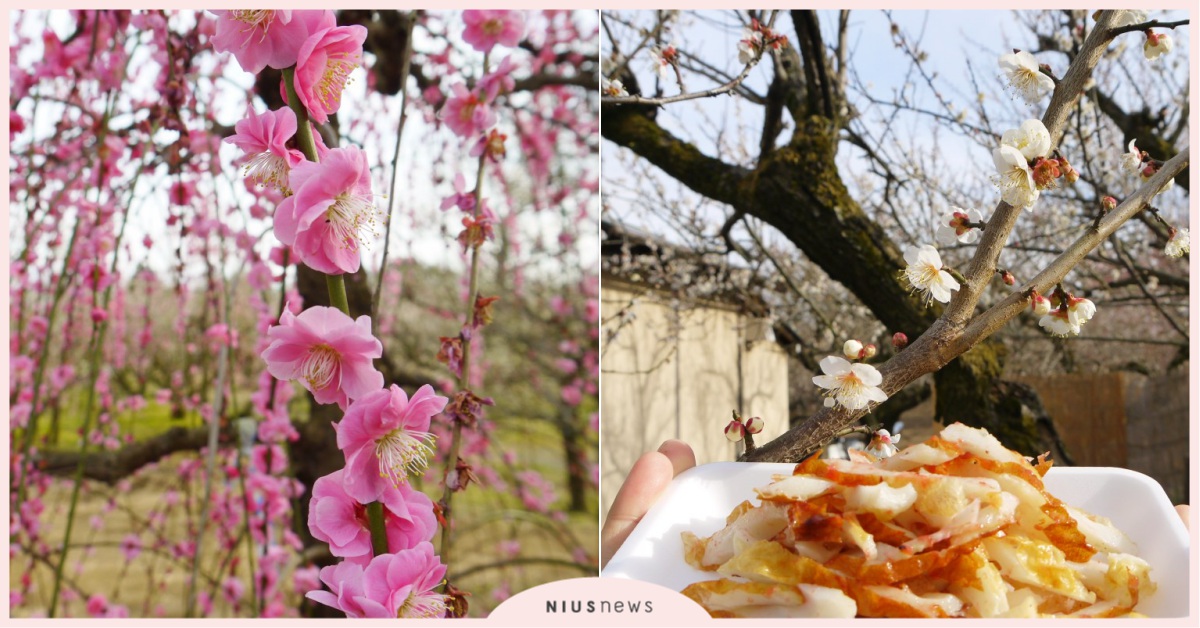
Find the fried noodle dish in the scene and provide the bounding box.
[680,423,1154,618]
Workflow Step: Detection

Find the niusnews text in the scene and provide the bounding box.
[545,599,654,614]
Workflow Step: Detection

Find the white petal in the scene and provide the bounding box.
[1036,73,1055,95]
[992,145,1025,171]
[917,245,942,268]
[997,52,1021,73]
[936,225,958,247]
[840,393,867,411]
[852,363,883,387]
[937,270,960,293]
[819,355,851,376]
[929,283,951,303]
[813,374,840,390]
[865,386,889,404]
[903,246,923,266]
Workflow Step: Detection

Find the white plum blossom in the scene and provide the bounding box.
[902,245,960,305]
[1144,32,1173,61]
[1001,119,1052,161]
[737,28,762,64]
[1119,139,1143,175]
[992,145,1040,208]
[1069,297,1096,327]
[1165,228,1189,258]
[998,50,1054,105]
[936,207,984,246]
[866,429,902,459]
[1111,10,1149,28]
[649,45,675,81]
[812,356,888,411]
[1039,309,1078,336]
[1041,295,1096,337]
[601,77,628,98]
[842,339,864,360]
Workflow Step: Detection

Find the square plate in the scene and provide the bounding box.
[603,463,1190,617]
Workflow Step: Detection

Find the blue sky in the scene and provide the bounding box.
[602,10,1190,251]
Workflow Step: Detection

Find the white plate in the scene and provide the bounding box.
[603,463,1190,617]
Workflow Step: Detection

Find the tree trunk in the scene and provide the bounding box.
[560,410,588,512]
[601,48,1049,454]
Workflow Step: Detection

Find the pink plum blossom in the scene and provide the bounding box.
[86,594,108,616]
[336,385,448,502]
[308,469,437,559]
[293,25,367,125]
[210,10,334,74]
[258,413,299,443]
[362,543,448,618]
[274,146,378,275]
[478,56,517,101]
[293,565,320,596]
[516,470,557,513]
[224,108,304,192]
[560,383,582,407]
[306,560,386,618]
[462,11,525,53]
[119,534,141,561]
[221,576,245,605]
[442,83,496,138]
[439,173,476,213]
[262,306,384,409]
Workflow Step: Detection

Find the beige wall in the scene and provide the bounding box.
[600,284,789,520]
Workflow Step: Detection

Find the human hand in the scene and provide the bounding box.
[600,440,696,567]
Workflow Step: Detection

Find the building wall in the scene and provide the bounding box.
[600,284,789,520]
[1014,369,1189,505]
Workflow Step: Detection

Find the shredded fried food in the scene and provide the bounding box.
[680,423,1155,618]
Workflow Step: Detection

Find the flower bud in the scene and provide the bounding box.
[1101,196,1117,211]
[1144,31,1173,61]
[1031,293,1051,317]
[1165,227,1189,258]
[745,416,764,434]
[891,332,908,350]
[91,308,109,323]
[842,339,864,360]
[1142,164,1157,179]
[1064,166,1079,184]
[1000,270,1016,286]
[724,420,745,443]
[860,344,877,360]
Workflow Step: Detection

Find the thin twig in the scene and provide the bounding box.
[1110,238,1188,341]
[372,12,417,332]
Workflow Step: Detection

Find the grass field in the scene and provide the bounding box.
[13,401,598,618]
